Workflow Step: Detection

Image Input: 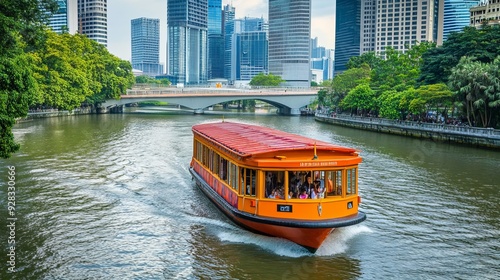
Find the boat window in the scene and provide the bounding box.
[326,170,343,196]
[265,171,284,199]
[347,168,357,196]
[229,162,239,192]
[220,157,227,180]
[243,168,256,197]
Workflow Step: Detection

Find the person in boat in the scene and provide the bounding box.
[298,187,308,199]
[301,175,315,198]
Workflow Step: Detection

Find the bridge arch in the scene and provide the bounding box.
[101,88,318,115]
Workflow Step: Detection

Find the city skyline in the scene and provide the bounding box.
[108,0,335,67]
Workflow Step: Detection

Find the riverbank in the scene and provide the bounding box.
[16,107,110,122]
[315,113,500,149]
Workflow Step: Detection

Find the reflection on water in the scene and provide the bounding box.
[0,113,498,279]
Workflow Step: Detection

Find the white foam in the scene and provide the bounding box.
[315,224,373,256]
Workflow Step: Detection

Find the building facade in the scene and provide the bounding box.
[225,17,268,83]
[167,0,208,85]
[78,0,107,46]
[48,0,78,34]
[470,0,500,27]
[335,0,445,74]
[269,0,311,87]
[334,0,362,74]
[443,0,480,40]
[208,0,224,79]
[131,17,162,77]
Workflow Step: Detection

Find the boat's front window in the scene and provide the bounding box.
[325,170,343,196]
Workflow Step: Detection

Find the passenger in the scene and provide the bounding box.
[299,187,308,199]
[301,175,314,198]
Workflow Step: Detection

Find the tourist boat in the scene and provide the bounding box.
[189,121,366,252]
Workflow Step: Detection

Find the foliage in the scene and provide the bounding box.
[31,31,135,108]
[327,64,371,108]
[0,0,57,158]
[448,56,500,127]
[419,25,500,85]
[347,52,382,70]
[135,75,171,85]
[249,73,284,86]
[340,84,375,115]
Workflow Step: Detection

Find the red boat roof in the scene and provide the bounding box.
[192,121,358,158]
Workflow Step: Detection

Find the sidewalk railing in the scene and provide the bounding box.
[315,113,500,138]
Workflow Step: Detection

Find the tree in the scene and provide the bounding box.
[249,73,284,86]
[340,84,376,116]
[0,0,57,158]
[448,56,500,127]
[328,64,371,109]
[419,25,500,85]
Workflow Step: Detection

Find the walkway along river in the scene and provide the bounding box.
[315,112,500,149]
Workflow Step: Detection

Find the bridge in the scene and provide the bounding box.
[101,87,318,115]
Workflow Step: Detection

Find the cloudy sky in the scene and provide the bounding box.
[108,0,336,64]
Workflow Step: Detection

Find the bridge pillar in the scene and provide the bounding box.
[289,108,301,116]
[278,107,301,115]
[194,109,205,114]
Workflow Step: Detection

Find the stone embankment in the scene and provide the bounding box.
[315,113,500,149]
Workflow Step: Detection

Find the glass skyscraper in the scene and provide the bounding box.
[208,0,224,79]
[167,0,208,85]
[131,18,162,77]
[48,0,78,34]
[268,0,311,87]
[225,17,268,82]
[223,4,236,80]
[443,0,480,41]
[78,0,107,46]
[334,0,361,74]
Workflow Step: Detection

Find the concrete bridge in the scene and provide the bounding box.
[101,87,318,115]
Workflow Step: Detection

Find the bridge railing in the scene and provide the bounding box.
[125,87,318,95]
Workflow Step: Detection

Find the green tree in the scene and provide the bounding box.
[329,64,371,108]
[0,0,57,158]
[340,84,376,116]
[448,56,500,127]
[249,73,284,86]
[419,25,500,85]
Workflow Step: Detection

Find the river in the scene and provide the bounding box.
[1,108,499,279]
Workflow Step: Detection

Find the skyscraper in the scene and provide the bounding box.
[443,0,480,41]
[131,18,162,77]
[334,0,362,74]
[208,0,224,79]
[48,0,78,34]
[335,0,445,74]
[167,0,208,85]
[223,4,236,80]
[78,0,107,46]
[268,0,311,87]
[225,17,268,82]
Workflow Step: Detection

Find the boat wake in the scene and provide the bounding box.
[188,215,372,258]
[315,224,373,256]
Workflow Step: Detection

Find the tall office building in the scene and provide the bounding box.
[335,0,445,74]
[48,0,78,34]
[443,0,480,40]
[208,0,224,79]
[167,0,208,85]
[225,17,268,82]
[269,0,311,87]
[131,18,162,77]
[222,4,236,80]
[334,0,362,74]
[78,0,107,46]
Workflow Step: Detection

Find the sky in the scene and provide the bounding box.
[108,0,336,65]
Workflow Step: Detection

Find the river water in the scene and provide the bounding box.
[1,108,499,279]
